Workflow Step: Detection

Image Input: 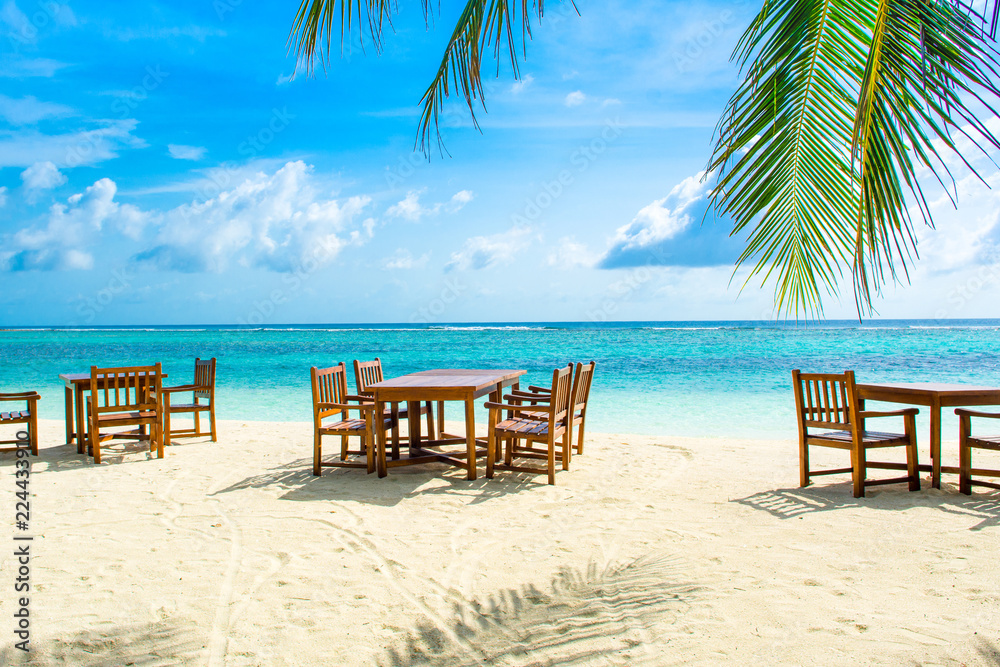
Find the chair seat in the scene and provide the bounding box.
[96,410,158,422]
[969,434,1000,447]
[320,415,393,435]
[811,430,909,445]
[495,417,568,439]
[0,411,30,421]
[166,403,211,411]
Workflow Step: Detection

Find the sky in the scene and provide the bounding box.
[1,0,999,325]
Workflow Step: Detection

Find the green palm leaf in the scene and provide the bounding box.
[711,0,1000,317]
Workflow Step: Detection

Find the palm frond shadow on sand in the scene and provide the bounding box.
[735,484,1000,530]
[380,554,701,667]
[0,618,205,666]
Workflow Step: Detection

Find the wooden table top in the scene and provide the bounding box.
[857,382,1000,398]
[371,369,525,392]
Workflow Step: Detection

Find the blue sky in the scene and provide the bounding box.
[1,0,999,325]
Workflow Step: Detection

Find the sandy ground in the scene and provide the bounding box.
[0,417,998,666]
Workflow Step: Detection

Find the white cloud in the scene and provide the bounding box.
[0,119,144,168]
[0,94,73,124]
[547,236,598,269]
[136,160,370,273]
[602,98,623,107]
[0,58,68,78]
[387,189,440,222]
[1,178,147,270]
[445,226,532,271]
[104,25,225,42]
[167,144,207,161]
[612,171,711,249]
[382,249,430,270]
[510,74,534,94]
[0,186,6,207]
[20,161,66,191]
[564,91,586,107]
[448,190,474,212]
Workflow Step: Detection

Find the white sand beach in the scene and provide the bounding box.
[1,418,998,665]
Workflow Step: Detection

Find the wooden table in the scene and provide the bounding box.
[857,382,1000,488]
[369,369,526,479]
[59,371,167,453]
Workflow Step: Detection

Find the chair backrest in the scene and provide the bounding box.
[353,358,384,397]
[193,357,216,400]
[89,364,162,414]
[791,369,859,435]
[549,365,573,428]
[312,363,348,425]
[571,361,596,414]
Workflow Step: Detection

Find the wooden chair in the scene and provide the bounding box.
[353,358,436,452]
[792,369,920,498]
[160,357,217,447]
[0,392,41,455]
[510,361,596,456]
[485,365,572,485]
[955,408,1000,494]
[87,364,163,464]
[312,363,392,476]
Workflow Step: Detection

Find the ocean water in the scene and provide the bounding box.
[2,320,999,441]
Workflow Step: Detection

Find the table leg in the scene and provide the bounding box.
[376,398,388,478]
[64,386,74,446]
[465,396,477,480]
[407,400,420,457]
[930,398,942,489]
[437,401,445,438]
[75,385,86,455]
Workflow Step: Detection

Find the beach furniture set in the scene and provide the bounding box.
[311,359,596,484]
[793,369,1000,497]
[49,358,218,463]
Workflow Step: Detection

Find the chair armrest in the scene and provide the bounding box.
[527,385,552,393]
[160,384,203,394]
[859,408,918,419]
[0,392,41,401]
[343,394,374,403]
[955,408,1000,419]
[317,401,374,413]
[485,401,553,414]
[506,391,551,403]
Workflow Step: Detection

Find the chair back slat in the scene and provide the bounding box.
[193,357,216,400]
[792,370,856,433]
[312,364,347,423]
[90,364,162,414]
[550,365,572,427]
[571,361,596,414]
[353,358,384,397]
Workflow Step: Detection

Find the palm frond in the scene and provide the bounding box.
[711,0,1000,318]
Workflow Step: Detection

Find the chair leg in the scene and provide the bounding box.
[852,444,866,498]
[209,404,217,442]
[340,435,349,461]
[799,438,810,488]
[364,432,375,474]
[906,416,920,492]
[163,399,172,448]
[561,428,570,470]
[155,418,164,459]
[959,415,972,495]
[547,435,556,485]
[313,431,322,476]
[194,410,201,437]
[90,418,101,465]
[29,410,38,456]
[575,419,585,455]
[486,430,496,479]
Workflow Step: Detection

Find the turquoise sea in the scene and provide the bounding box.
[2,320,999,441]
